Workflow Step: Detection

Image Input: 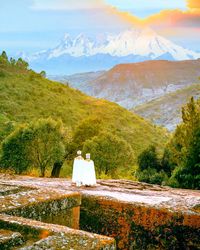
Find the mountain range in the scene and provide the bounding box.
[53,59,200,130]
[23,28,200,75]
[56,59,200,108]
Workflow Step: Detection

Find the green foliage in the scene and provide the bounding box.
[137,145,170,185]
[0,52,169,178]
[0,125,31,174]
[10,57,16,66]
[16,58,29,70]
[40,70,46,78]
[83,132,135,176]
[161,147,176,176]
[167,97,200,189]
[0,118,65,176]
[73,117,102,149]
[0,114,16,144]
[0,51,8,62]
[138,145,160,171]
[149,170,168,185]
[137,168,157,183]
[137,168,168,185]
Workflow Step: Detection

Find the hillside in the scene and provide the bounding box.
[49,71,105,92]
[133,84,200,131]
[64,60,200,109]
[0,61,168,157]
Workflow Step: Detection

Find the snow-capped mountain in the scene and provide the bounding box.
[24,28,200,74]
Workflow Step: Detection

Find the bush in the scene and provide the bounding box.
[149,170,168,185]
[137,168,168,185]
[137,168,157,183]
[138,145,161,171]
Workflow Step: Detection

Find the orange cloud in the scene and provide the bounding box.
[187,0,200,9]
[107,3,200,29]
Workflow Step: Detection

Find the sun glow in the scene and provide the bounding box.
[103,0,200,28]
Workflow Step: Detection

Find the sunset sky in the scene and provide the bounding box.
[0,0,199,54]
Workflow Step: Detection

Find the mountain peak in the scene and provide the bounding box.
[63,33,71,41]
[25,28,200,73]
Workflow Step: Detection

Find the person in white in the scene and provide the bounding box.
[72,150,85,186]
[82,153,96,186]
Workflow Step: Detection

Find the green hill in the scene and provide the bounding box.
[133,84,200,131]
[0,59,168,158]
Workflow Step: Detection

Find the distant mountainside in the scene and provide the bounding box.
[0,59,168,156]
[22,28,200,74]
[62,59,200,109]
[133,84,200,131]
[49,71,105,92]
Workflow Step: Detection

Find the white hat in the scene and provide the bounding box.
[77,150,82,155]
[86,153,90,159]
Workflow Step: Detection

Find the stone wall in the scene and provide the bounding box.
[0,181,116,249]
[0,214,116,250]
[0,175,199,250]
[80,195,200,249]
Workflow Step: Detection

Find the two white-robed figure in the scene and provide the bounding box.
[72,151,96,186]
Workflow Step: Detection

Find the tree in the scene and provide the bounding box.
[83,132,135,176]
[0,125,31,174]
[40,70,46,78]
[51,127,73,178]
[161,147,176,176]
[168,97,200,189]
[61,117,103,162]
[10,57,16,66]
[1,51,8,61]
[16,58,29,70]
[0,51,9,66]
[51,117,102,178]
[73,117,102,150]
[137,145,160,172]
[0,118,65,176]
[26,118,65,176]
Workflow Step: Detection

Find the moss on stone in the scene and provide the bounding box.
[80,195,200,249]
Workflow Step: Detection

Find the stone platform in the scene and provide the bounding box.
[0,174,199,249]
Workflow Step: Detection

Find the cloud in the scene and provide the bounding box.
[187,0,200,9]
[106,0,187,17]
[31,0,105,10]
[103,0,200,29]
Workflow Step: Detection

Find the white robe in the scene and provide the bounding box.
[81,160,96,186]
[72,157,85,184]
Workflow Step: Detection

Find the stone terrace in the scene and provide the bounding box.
[0,174,200,249]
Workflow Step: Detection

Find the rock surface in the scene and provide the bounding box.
[0,174,115,250]
[1,175,199,213]
[0,175,199,249]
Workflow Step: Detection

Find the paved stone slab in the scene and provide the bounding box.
[1,175,199,213]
